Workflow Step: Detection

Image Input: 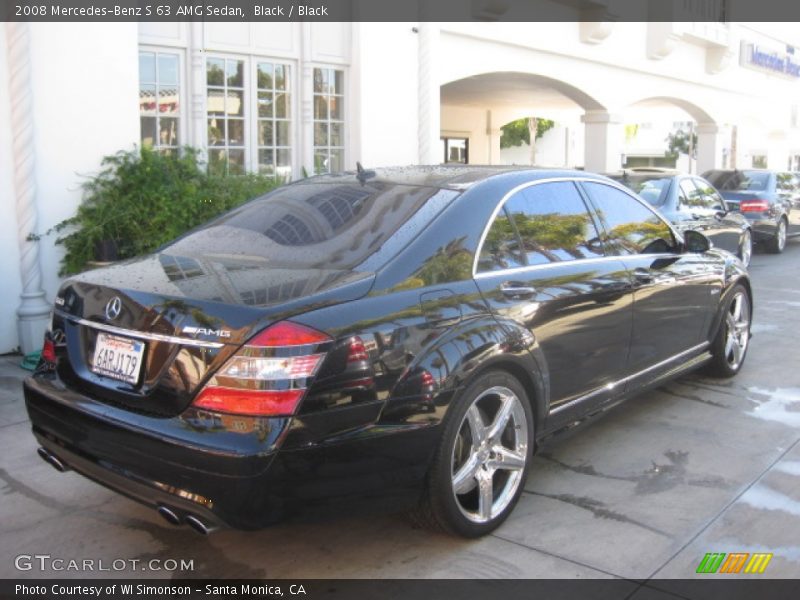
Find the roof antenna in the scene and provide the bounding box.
[356,161,375,185]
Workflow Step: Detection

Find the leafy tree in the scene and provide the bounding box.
[35,146,281,274]
[500,117,555,149]
[666,126,697,160]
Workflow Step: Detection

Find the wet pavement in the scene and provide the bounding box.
[0,241,798,581]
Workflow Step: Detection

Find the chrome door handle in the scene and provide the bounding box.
[633,270,653,284]
[500,283,536,298]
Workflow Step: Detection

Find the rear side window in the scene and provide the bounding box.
[612,176,671,207]
[582,182,677,255]
[477,181,603,272]
[167,182,452,271]
[693,178,726,211]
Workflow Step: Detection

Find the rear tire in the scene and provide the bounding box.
[766,218,787,254]
[703,284,751,378]
[410,370,534,537]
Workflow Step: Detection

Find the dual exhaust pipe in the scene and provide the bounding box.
[156,505,217,536]
[37,446,216,536]
[37,447,69,472]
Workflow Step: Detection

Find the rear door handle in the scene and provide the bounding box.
[633,270,653,284]
[500,282,536,298]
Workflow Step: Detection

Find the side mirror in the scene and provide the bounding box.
[684,230,712,253]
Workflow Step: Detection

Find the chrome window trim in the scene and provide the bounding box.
[549,341,709,415]
[471,176,683,279]
[54,310,226,349]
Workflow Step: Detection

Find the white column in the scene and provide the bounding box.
[696,123,723,174]
[581,110,623,173]
[189,23,207,155]
[417,23,440,165]
[300,23,314,175]
[485,110,502,165]
[6,22,50,354]
[767,131,790,171]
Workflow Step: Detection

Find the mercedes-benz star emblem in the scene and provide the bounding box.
[104,296,122,321]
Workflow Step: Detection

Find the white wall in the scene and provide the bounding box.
[0,23,140,353]
[0,28,23,352]
[355,23,419,167]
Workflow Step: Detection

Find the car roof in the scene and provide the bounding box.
[300,165,610,191]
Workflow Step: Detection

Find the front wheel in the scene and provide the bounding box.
[410,370,534,537]
[703,284,751,378]
[766,218,787,254]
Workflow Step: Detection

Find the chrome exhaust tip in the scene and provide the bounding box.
[37,447,68,472]
[156,505,182,526]
[185,514,217,536]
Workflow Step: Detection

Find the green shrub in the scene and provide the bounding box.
[47,147,281,275]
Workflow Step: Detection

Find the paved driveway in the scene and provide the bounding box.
[1,242,799,581]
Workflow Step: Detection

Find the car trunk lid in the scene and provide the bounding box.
[53,253,374,416]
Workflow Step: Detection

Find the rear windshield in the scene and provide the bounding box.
[608,175,671,206]
[166,182,456,271]
[704,170,770,192]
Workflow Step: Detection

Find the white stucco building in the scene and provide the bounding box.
[2,16,800,353]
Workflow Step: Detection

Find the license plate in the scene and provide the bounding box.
[91,333,145,385]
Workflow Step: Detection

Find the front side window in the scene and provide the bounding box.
[207,57,246,174]
[582,182,676,255]
[313,68,345,174]
[139,51,180,151]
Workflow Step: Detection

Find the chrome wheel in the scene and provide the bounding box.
[450,386,528,524]
[739,230,752,267]
[777,220,787,252]
[724,291,750,371]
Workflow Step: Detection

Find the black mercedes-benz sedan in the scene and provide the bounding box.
[607,168,752,267]
[25,167,752,538]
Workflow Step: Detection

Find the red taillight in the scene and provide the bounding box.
[247,321,330,347]
[740,199,769,213]
[193,387,304,417]
[41,336,56,363]
[347,337,369,363]
[192,321,331,417]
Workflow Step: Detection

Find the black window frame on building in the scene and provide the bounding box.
[441,137,469,164]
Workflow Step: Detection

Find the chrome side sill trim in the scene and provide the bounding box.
[549,341,709,415]
[54,310,226,349]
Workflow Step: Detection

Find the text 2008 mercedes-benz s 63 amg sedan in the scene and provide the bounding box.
[25,166,752,537]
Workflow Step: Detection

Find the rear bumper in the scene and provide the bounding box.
[24,375,435,529]
[742,216,780,242]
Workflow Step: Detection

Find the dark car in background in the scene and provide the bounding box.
[24,167,752,538]
[702,169,800,254]
[608,168,752,266]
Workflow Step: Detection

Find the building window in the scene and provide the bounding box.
[207,57,246,174]
[139,51,180,151]
[313,67,345,174]
[441,137,469,164]
[256,62,291,178]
